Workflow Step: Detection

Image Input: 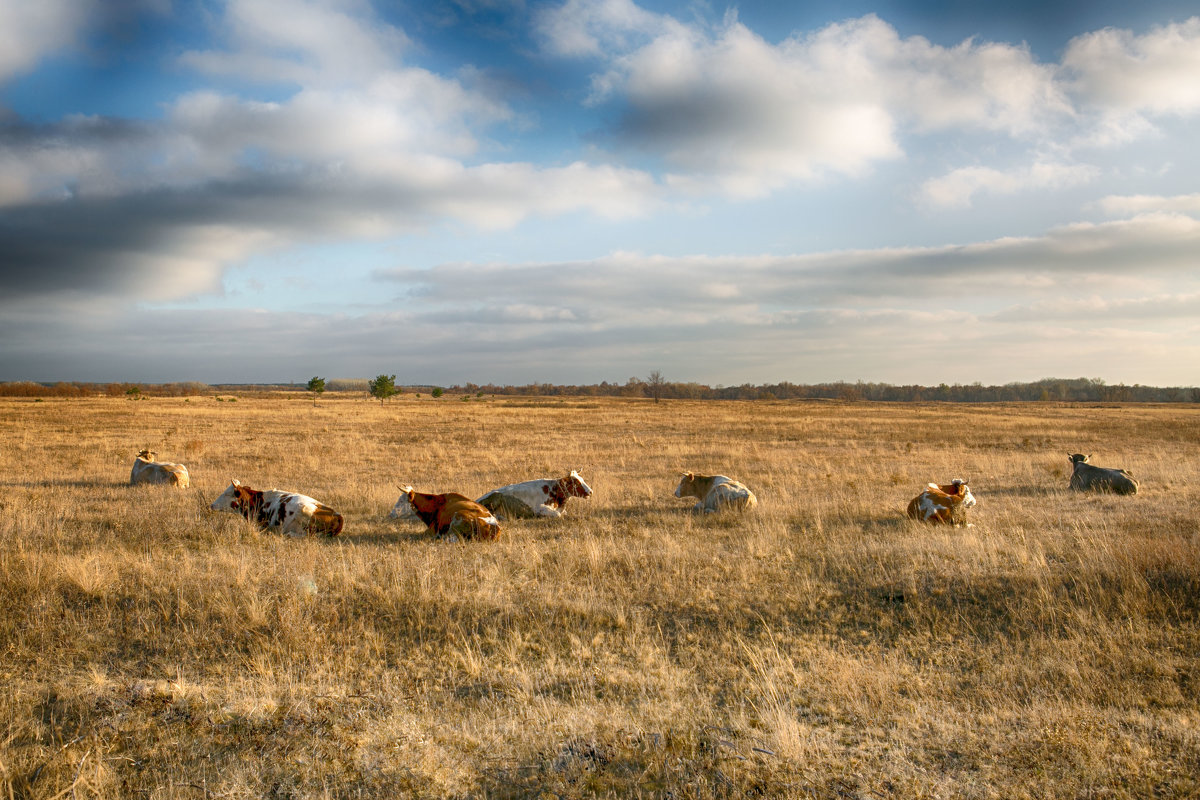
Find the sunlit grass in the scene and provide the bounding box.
[0,394,1197,798]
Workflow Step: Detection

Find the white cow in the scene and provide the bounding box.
[476,471,593,519]
[210,479,343,537]
[130,450,190,488]
[674,472,757,513]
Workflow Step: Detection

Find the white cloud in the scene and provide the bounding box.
[919,160,1100,208]
[557,8,1077,196]
[800,15,1070,136]
[0,0,92,84]
[1062,17,1200,116]
[180,0,410,86]
[604,16,907,194]
[534,0,677,58]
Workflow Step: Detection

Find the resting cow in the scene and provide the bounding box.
[396,486,501,541]
[674,472,757,513]
[210,479,343,536]
[907,479,976,525]
[131,450,190,488]
[476,471,593,520]
[1067,453,1138,495]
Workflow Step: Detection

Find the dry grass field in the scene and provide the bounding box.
[1,394,1198,799]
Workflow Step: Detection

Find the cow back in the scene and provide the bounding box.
[1070,462,1138,494]
[440,496,501,540]
[478,490,539,520]
[131,457,190,488]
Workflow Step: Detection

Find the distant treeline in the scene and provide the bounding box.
[443,377,1200,403]
[2,376,1197,403]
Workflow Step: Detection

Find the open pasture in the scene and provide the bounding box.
[1,395,1198,798]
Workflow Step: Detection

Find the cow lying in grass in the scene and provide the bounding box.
[674,472,757,513]
[906,479,976,525]
[476,471,593,520]
[395,486,501,541]
[210,479,343,537]
[1067,453,1139,495]
[130,450,190,488]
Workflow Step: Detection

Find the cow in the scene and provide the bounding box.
[396,486,501,541]
[131,450,190,488]
[674,472,757,513]
[210,479,343,536]
[1067,453,1139,495]
[907,479,976,525]
[476,471,593,520]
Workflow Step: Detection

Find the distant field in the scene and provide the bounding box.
[1,395,1198,798]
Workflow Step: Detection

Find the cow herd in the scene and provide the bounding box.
[127,449,1139,539]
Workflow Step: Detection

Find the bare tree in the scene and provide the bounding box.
[647,370,666,403]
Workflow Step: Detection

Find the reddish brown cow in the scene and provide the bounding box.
[399,486,501,541]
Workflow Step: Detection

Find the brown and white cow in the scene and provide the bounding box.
[395,486,501,541]
[1067,453,1138,494]
[674,472,757,513]
[476,471,593,520]
[210,479,343,536]
[131,450,190,488]
[906,479,976,525]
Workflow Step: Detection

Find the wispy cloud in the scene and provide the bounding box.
[1094,193,1200,216]
[919,160,1100,208]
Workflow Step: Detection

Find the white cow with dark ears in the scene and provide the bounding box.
[476,470,594,520]
[130,450,190,488]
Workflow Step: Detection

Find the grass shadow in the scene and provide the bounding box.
[0,478,128,490]
[339,525,430,545]
[980,485,1065,498]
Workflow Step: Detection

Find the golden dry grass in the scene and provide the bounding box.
[1,394,1198,798]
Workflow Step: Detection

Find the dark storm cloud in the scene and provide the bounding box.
[0,167,444,304]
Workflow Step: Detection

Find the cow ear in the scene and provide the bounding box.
[232,478,240,487]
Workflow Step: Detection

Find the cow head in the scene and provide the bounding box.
[562,470,593,499]
[675,472,696,499]
[1067,453,1091,466]
[136,449,156,461]
[402,487,447,527]
[211,479,257,513]
[942,478,976,509]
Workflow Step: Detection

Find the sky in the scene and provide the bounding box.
[1,0,1198,387]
